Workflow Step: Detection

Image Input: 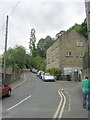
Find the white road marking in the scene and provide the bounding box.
[12,73,26,89]
[7,95,31,111]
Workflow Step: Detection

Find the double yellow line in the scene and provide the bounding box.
[53,89,66,119]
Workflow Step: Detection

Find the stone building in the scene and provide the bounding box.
[46,29,87,75]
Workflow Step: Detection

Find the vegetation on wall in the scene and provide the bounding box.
[46,68,62,76]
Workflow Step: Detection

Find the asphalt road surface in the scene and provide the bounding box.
[2,71,88,119]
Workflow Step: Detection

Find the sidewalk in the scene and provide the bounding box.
[10,72,25,89]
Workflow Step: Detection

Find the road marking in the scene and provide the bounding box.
[53,89,66,119]
[12,73,26,89]
[64,90,71,112]
[53,90,63,118]
[58,91,66,118]
[7,95,31,111]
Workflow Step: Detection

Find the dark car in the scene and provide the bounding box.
[0,81,12,97]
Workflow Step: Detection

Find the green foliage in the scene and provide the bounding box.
[73,24,81,32]
[37,36,54,58]
[46,68,62,76]
[25,54,32,69]
[31,55,45,70]
[32,48,39,57]
[79,19,88,38]
[56,30,66,39]
[83,51,89,70]
[29,28,36,55]
[2,45,26,69]
[0,55,2,67]
[72,19,88,39]
[56,19,87,39]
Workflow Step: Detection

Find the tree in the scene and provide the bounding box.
[2,45,26,69]
[37,36,54,58]
[72,19,88,39]
[79,18,88,38]
[29,28,36,55]
[56,30,66,39]
[13,45,26,69]
[25,54,32,69]
[0,55,2,67]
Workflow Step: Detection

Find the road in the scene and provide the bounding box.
[2,71,88,119]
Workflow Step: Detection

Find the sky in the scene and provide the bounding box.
[0,0,86,55]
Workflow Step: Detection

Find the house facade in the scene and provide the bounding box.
[46,29,87,75]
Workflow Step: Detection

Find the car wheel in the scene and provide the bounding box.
[7,90,11,97]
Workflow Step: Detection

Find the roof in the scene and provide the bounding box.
[47,28,87,52]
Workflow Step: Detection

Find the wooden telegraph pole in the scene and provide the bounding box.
[4,15,8,83]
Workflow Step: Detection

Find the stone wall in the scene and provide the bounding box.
[2,68,22,85]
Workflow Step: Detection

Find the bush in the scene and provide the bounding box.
[46,68,62,76]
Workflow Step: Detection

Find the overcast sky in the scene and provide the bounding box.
[0,0,86,54]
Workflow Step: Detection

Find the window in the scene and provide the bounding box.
[77,40,83,47]
[65,52,72,57]
[69,52,72,56]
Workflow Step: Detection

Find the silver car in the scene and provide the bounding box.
[42,72,55,82]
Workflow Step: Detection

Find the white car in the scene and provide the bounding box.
[37,71,42,77]
[42,72,55,82]
[37,71,44,79]
[39,71,44,79]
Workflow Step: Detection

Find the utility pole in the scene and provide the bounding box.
[4,15,8,83]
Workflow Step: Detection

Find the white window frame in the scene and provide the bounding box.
[77,40,83,47]
[65,52,72,57]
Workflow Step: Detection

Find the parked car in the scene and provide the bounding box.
[37,71,42,77]
[31,68,38,74]
[39,71,44,79]
[42,72,55,82]
[0,80,12,98]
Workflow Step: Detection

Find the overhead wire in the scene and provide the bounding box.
[10,0,20,16]
[0,0,20,33]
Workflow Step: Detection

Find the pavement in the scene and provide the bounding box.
[9,72,25,89]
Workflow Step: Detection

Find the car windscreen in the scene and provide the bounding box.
[45,73,51,76]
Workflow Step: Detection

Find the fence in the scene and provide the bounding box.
[82,68,90,79]
[83,52,90,70]
[82,50,90,79]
